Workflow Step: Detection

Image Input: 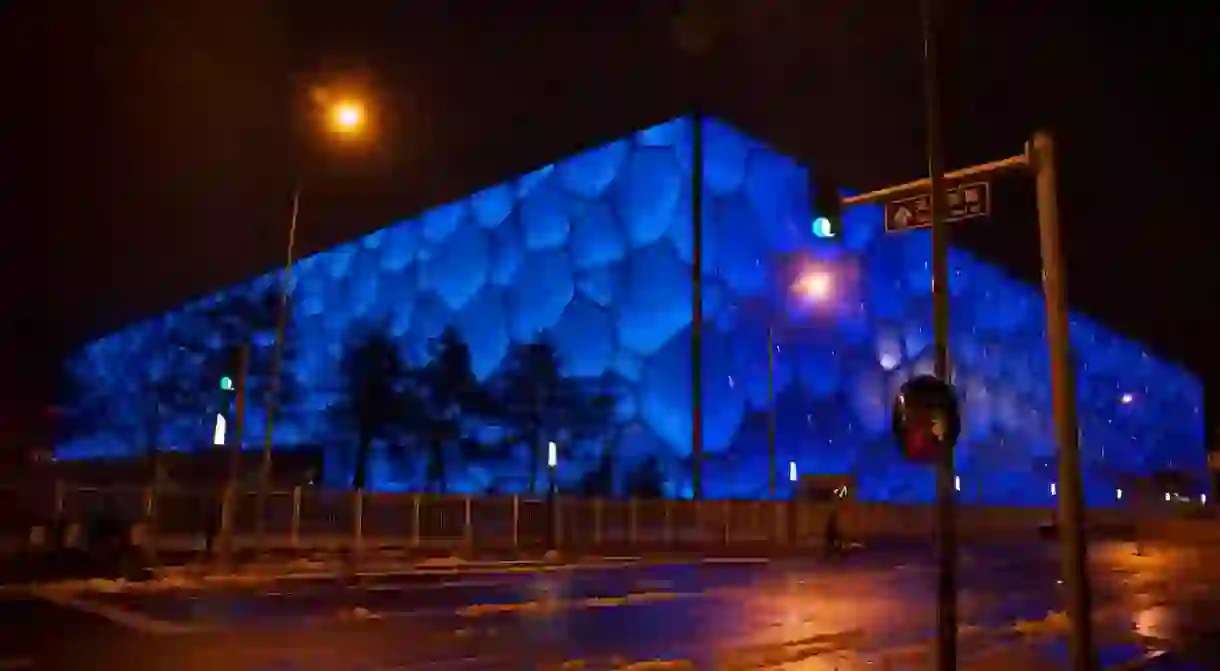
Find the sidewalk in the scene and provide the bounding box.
[964,635,1170,670]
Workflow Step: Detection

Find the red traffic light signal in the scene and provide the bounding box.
[892,374,961,464]
[903,425,938,462]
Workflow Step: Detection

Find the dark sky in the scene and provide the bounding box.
[3,1,1218,427]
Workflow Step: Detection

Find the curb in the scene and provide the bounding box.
[1104,650,1169,671]
[1,554,780,591]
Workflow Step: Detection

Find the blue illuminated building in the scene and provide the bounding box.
[60,117,1205,505]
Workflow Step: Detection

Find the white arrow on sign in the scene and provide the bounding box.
[893,206,914,229]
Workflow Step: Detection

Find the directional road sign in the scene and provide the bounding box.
[884,181,991,233]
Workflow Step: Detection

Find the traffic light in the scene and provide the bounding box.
[810,172,844,241]
[217,344,249,394]
[892,374,961,464]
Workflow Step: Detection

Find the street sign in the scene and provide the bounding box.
[884,181,991,233]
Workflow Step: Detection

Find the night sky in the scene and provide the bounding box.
[3,1,1217,436]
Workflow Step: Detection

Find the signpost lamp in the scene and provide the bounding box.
[546,440,559,552]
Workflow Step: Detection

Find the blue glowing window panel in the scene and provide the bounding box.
[60,117,1206,505]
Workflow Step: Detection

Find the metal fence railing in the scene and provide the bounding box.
[3,482,1211,556]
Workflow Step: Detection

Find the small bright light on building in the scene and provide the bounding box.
[1202,494,1208,505]
[879,353,900,371]
[1116,488,1123,501]
[212,414,226,446]
[220,376,234,391]
[954,475,961,492]
[1050,482,1057,496]
[1165,492,1171,502]
[1120,393,1134,404]
[547,441,557,468]
[788,461,798,483]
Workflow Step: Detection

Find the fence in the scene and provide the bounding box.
[4,482,1211,556]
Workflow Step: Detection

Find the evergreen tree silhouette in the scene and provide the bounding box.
[332,324,412,489]
[495,336,618,493]
[409,327,492,493]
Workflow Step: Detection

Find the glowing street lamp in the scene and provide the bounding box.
[255,86,375,552]
[328,100,366,136]
[792,270,833,302]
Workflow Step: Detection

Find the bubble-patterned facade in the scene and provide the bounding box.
[60,117,1206,505]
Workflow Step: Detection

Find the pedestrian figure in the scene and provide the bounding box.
[823,507,843,558]
[202,493,222,560]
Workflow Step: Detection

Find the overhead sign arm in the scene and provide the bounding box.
[841,152,1030,207]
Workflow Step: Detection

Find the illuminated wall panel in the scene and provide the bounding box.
[61,117,1206,504]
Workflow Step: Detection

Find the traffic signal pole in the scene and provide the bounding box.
[841,135,1096,670]
[219,343,250,570]
[917,0,956,663]
[916,0,957,664]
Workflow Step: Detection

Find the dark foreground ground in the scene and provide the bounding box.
[3,543,1219,670]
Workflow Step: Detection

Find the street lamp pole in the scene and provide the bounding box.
[252,93,365,552]
[674,0,714,501]
[254,184,301,554]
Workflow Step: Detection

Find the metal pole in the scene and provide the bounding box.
[219,343,250,568]
[256,185,301,554]
[1032,131,1096,671]
[918,0,957,666]
[691,110,705,500]
[547,464,558,552]
[594,498,603,547]
[290,485,301,549]
[768,326,777,499]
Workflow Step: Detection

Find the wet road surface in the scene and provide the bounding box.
[7,543,1219,669]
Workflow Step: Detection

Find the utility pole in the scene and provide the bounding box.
[841,132,1096,671]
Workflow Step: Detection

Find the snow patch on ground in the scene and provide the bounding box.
[414,556,468,568]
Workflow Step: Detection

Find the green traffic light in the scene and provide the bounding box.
[810,173,844,241]
[812,216,838,239]
[220,376,234,391]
